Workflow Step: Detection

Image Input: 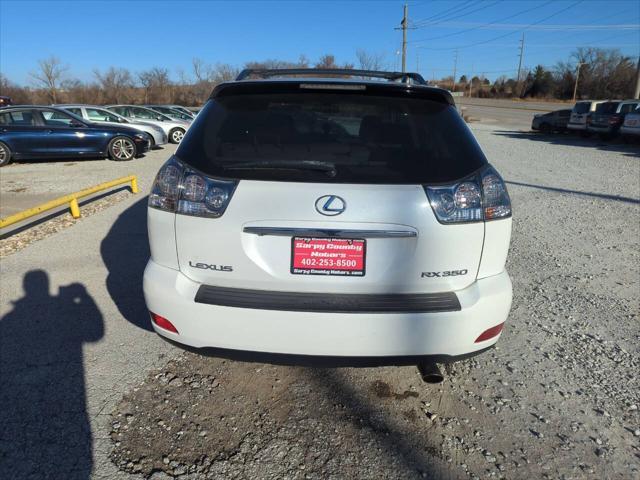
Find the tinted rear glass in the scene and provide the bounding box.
[573,102,591,114]
[0,110,35,126]
[595,102,619,114]
[177,92,487,184]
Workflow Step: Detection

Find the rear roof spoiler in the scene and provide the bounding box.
[236,68,427,86]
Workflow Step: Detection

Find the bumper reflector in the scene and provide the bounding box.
[150,311,178,334]
[475,322,504,343]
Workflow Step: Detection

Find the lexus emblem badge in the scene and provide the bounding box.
[315,195,346,216]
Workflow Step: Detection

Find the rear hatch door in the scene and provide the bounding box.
[173,82,489,294]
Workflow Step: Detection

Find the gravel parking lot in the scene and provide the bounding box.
[0,124,638,479]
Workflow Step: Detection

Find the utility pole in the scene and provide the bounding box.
[452,49,458,92]
[401,4,408,72]
[573,62,585,102]
[634,56,640,99]
[394,4,416,73]
[516,33,525,96]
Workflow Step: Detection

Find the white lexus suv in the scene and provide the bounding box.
[144,69,512,373]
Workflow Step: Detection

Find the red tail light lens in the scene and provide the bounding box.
[475,322,504,343]
[150,311,179,334]
[149,156,238,218]
[425,165,511,224]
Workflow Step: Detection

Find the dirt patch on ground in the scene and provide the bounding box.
[110,354,452,479]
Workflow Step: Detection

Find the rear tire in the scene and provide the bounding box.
[108,136,137,161]
[169,128,185,144]
[540,123,551,133]
[0,141,12,167]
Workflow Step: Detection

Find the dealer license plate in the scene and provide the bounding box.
[291,237,366,276]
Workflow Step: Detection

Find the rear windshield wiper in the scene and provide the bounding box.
[221,160,337,177]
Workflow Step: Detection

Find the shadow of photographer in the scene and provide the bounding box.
[0,270,104,479]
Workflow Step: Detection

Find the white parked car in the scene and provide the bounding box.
[143,69,513,379]
[567,100,607,133]
[106,105,190,144]
[620,104,640,140]
[56,105,167,148]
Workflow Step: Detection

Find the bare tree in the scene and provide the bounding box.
[94,67,134,104]
[0,74,33,104]
[315,54,354,71]
[138,67,172,103]
[192,57,211,83]
[211,63,239,83]
[298,55,310,68]
[316,54,337,69]
[29,56,68,103]
[355,49,386,71]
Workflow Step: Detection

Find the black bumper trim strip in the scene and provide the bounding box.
[194,285,461,313]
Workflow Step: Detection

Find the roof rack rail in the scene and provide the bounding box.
[235,68,427,85]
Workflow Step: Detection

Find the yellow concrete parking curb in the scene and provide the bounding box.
[0,175,138,229]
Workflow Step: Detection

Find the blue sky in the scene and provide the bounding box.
[1,0,638,84]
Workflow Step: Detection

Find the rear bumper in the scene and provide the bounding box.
[620,126,640,136]
[143,260,512,358]
[587,125,613,133]
[151,130,168,146]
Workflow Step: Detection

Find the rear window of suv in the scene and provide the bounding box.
[595,102,620,114]
[177,89,488,184]
[573,102,591,114]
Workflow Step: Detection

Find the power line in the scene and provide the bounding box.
[415,0,585,51]
[411,1,478,28]
[413,1,501,28]
[417,22,639,31]
[411,0,554,43]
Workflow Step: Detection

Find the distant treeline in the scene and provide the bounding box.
[1,48,637,106]
[445,48,638,101]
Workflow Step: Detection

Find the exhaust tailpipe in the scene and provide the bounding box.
[417,362,444,384]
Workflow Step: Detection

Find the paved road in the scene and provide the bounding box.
[457,97,569,131]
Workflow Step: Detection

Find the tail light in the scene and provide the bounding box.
[425,166,511,224]
[609,114,622,125]
[149,156,237,218]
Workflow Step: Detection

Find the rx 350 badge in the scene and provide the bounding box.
[422,269,468,278]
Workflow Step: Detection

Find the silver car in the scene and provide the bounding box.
[106,105,190,143]
[56,105,167,148]
[144,105,194,122]
[163,105,198,118]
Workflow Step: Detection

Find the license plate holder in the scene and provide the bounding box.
[291,237,366,276]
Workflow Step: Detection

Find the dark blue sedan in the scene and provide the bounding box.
[0,106,150,167]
